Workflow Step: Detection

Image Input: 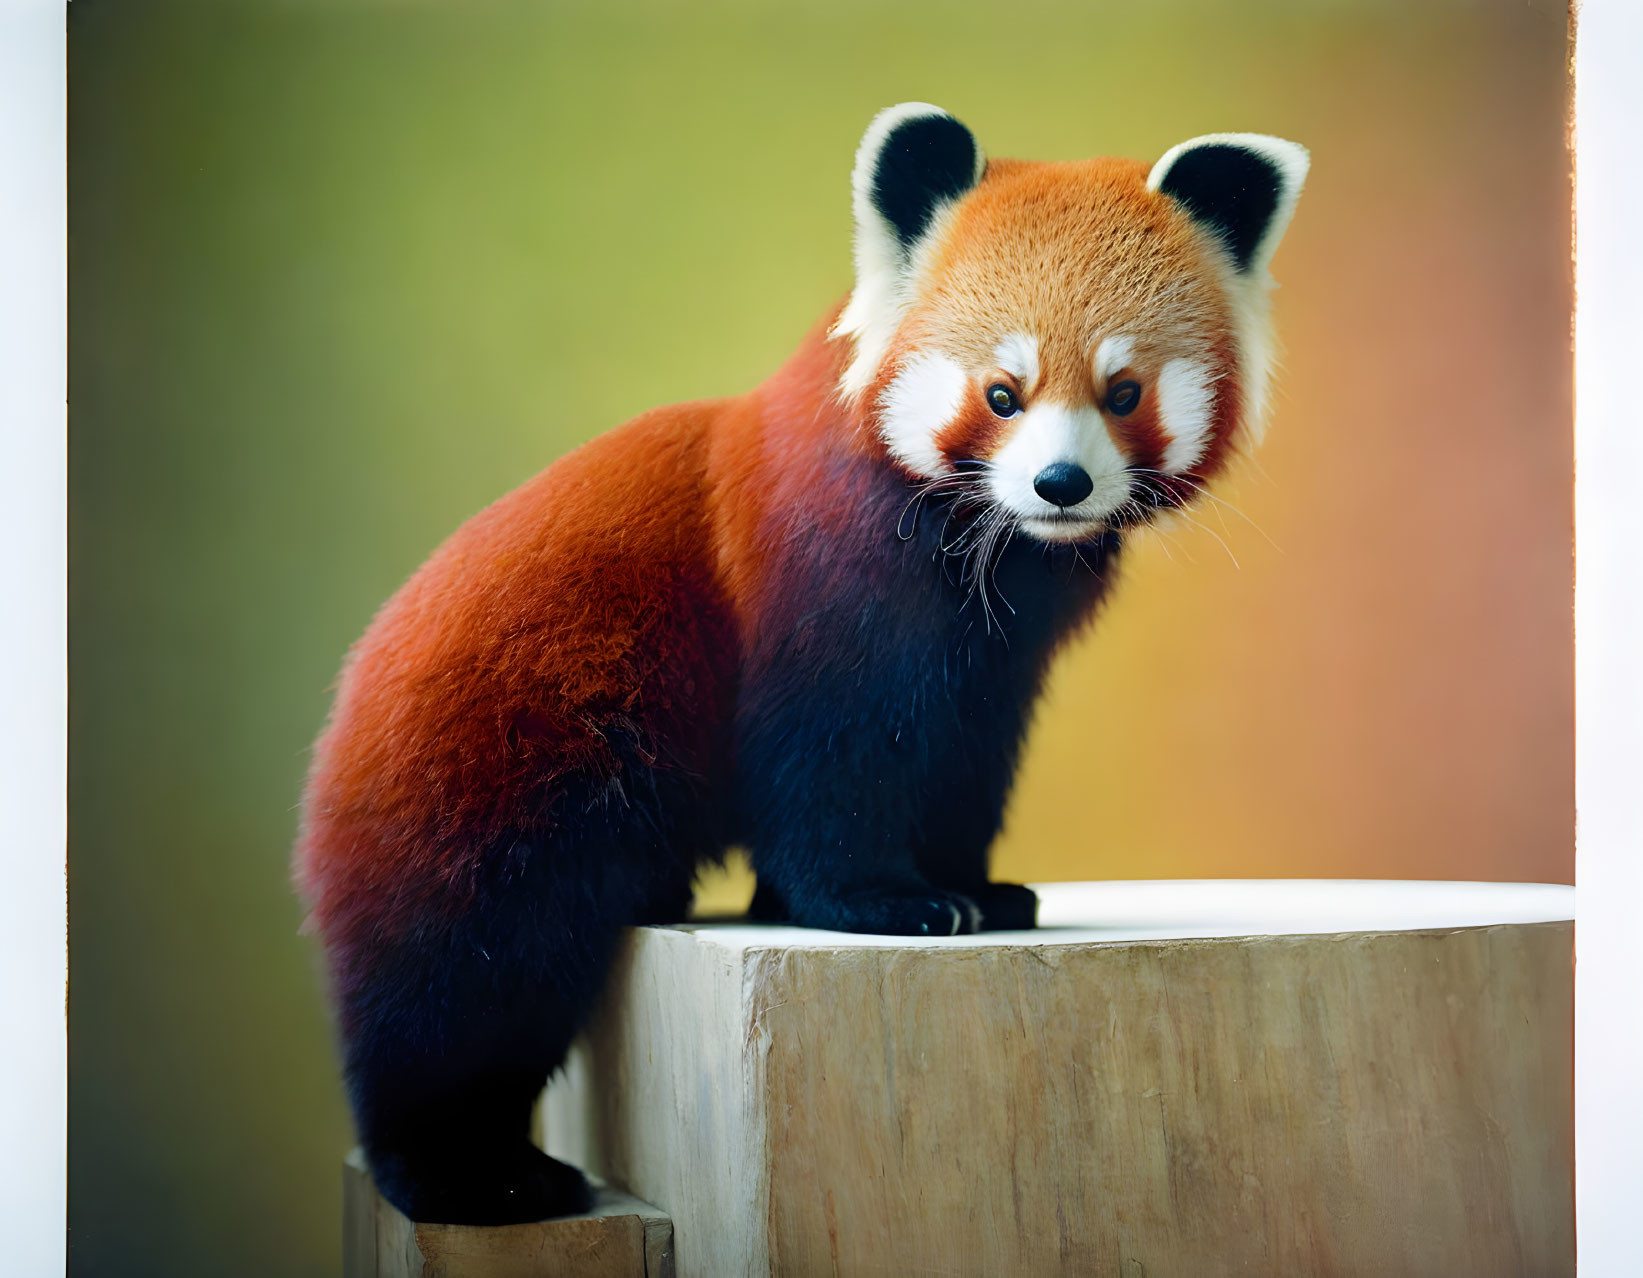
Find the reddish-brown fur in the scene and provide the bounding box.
[296,311,871,952]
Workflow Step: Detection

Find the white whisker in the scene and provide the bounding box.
[1126,467,1282,557]
[1169,505,1241,569]
[1141,520,1195,566]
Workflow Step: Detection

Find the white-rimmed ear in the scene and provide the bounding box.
[1147,134,1308,276]
[1150,134,1308,447]
[834,103,985,396]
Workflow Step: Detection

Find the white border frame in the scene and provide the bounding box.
[1574,1,1643,1272]
[0,0,67,1271]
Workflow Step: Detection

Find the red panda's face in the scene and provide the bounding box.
[835,106,1307,545]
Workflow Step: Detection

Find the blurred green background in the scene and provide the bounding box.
[69,1,1571,1274]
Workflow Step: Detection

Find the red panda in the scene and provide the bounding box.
[296,103,1307,1225]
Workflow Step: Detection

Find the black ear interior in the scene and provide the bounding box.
[1156,144,1283,272]
[871,114,980,249]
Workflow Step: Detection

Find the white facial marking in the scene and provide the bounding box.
[986,402,1132,541]
[878,351,967,479]
[1156,358,1217,473]
[1095,334,1136,381]
[992,333,1040,389]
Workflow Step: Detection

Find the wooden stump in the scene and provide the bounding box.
[543,880,1574,1278]
[343,1149,674,1278]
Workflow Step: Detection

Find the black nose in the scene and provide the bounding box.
[1033,462,1094,508]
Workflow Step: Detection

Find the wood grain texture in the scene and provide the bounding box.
[547,922,769,1277]
[342,1149,675,1278]
[547,917,1573,1278]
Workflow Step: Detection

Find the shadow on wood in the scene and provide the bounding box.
[343,1149,674,1278]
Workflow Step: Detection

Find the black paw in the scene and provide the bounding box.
[968,881,1039,931]
[795,888,981,936]
[374,1143,593,1225]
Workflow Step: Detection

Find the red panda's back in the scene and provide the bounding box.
[296,401,740,944]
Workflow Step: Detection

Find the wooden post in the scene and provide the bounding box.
[342,1149,674,1278]
[543,881,1574,1278]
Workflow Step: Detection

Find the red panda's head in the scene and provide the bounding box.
[834,103,1308,543]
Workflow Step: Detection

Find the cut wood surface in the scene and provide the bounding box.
[544,880,1573,1278]
[343,1149,675,1278]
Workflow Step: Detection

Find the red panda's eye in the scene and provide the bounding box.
[1106,380,1142,416]
[986,384,1020,418]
